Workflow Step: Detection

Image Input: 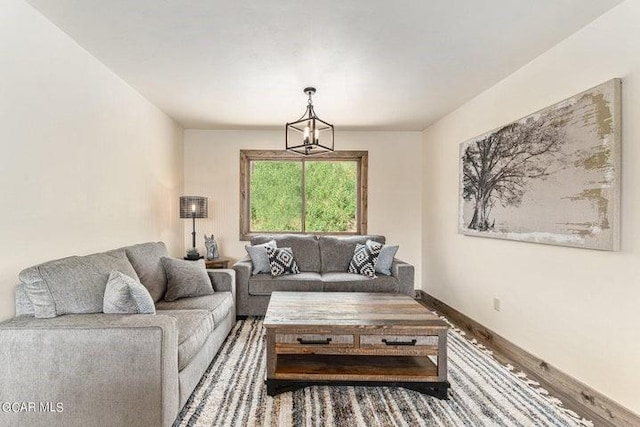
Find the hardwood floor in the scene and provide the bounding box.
[416,291,639,427]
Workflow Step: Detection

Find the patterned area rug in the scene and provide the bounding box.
[175,318,592,427]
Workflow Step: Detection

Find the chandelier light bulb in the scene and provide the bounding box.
[303,126,310,144]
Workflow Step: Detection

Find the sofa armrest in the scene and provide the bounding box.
[232,258,253,316]
[232,258,252,288]
[207,268,236,300]
[391,258,415,296]
[0,314,179,427]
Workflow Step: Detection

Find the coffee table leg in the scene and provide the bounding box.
[403,381,450,399]
[266,329,277,392]
[266,380,278,396]
[437,329,448,382]
[430,382,450,400]
[266,380,307,396]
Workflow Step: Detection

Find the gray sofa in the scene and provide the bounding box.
[233,234,414,316]
[0,242,236,427]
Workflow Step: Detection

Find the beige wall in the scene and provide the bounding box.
[422,0,640,414]
[184,130,422,281]
[0,1,184,321]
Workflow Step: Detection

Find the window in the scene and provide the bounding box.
[240,150,367,239]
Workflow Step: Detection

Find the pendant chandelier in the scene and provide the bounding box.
[285,87,334,155]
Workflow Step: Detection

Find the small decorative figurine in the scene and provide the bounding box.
[204,235,219,260]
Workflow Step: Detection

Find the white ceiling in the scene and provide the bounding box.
[25,0,622,131]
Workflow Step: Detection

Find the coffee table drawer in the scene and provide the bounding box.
[360,335,438,348]
[276,334,353,347]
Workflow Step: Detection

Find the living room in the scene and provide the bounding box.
[1,0,639,426]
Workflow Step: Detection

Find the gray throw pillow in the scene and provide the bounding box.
[348,241,383,278]
[124,242,169,302]
[103,271,155,314]
[374,242,399,276]
[161,257,214,301]
[245,240,277,275]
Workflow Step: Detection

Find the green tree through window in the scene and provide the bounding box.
[250,161,303,232]
[305,161,357,232]
[240,150,367,238]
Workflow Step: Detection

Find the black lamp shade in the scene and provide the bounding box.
[180,196,208,218]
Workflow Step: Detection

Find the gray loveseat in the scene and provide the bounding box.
[0,242,235,427]
[233,234,414,316]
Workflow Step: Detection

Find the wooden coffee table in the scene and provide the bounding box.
[263,292,449,398]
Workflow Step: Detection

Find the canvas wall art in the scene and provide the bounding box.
[459,79,621,250]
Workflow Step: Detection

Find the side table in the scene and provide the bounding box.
[205,256,232,269]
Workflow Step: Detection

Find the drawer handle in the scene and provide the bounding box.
[382,338,417,346]
[297,338,332,345]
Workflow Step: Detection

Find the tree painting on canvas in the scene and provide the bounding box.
[459,79,620,250]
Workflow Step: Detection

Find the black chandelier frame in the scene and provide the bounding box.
[285,87,335,156]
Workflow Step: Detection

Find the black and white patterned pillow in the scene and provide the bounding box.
[348,240,383,278]
[265,246,300,277]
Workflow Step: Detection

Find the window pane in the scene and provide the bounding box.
[305,161,358,232]
[250,161,302,232]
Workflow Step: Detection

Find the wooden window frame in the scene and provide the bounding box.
[240,150,368,240]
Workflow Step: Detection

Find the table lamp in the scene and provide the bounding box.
[180,196,208,259]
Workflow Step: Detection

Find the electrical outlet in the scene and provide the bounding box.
[493,298,501,312]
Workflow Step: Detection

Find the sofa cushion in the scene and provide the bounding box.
[103,271,156,315]
[248,272,323,296]
[251,234,320,272]
[159,309,213,371]
[124,242,169,302]
[318,235,386,273]
[161,258,214,302]
[348,241,383,278]
[322,272,400,293]
[265,246,300,277]
[19,249,140,318]
[156,293,234,325]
